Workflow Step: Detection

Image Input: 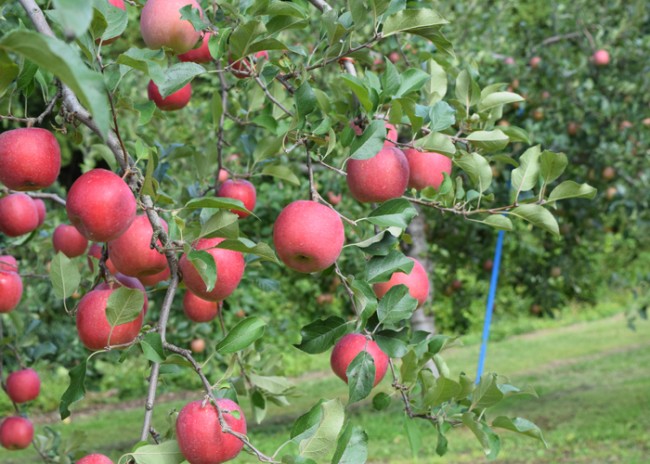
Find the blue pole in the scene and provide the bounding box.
[476,228,506,381]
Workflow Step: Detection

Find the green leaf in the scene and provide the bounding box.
[548,181,597,202]
[95,0,128,43]
[498,125,531,144]
[229,20,266,58]
[492,416,548,447]
[539,151,568,184]
[331,423,368,464]
[395,68,430,97]
[340,74,373,112]
[49,252,81,300]
[414,132,456,156]
[377,285,418,325]
[363,198,418,229]
[455,70,480,108]
[374,329,409,358]
[200,210,240,239]
[249,373,294,396]
[372,392,391,411]
[403,414,422,457]
[251,389,267,424]
[140,332,165,363]
[0,50,19,95]
[465,130,509,152]
[217,238,278,263]
[106,287,144,327]
[428,101,455,132]
[366,250,414,284]
[471,374,504,410]
[216,317,266,354]
[424,377,462,406]
[351,280,378,326]
[349,120,386,160]
[124,440,184,464]
[299,399,345,460]
[185,197,252,215]
[383,9,448,36]
[154,62,205,98]
[479,215,514,231]
[478,91,524,112]
[462,413,501,459]
[295,81,317,117]
[436,425,448,456]
[381,60,401,97]
[509,204,559,235]
[291,400,324,440]
[454,151,492,192]
[295,317,351,354]
[52,0,93,38]
[0,30,110,138]
[347,350,376,404]
[59,358,87,420]
[350,230,398,256]
[511,145,541,194]
[425,58,447,104]
[187,249,217,292]
[262,164,301,186]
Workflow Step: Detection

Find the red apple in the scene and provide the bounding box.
[138,267,171,286]
[327,191,342,205]
[179,237,245,301]
[255,50,269,61]
[218,169,229,183]
[529,56,541,68]
[483,259,494,272]
[504,57,515,65]
[66,169,137,242]
[87,243,117,275]
[0,255,18,273]
[330,333,388,387]
[108,215,168,278]
[273,200,345,273]
[0,193,39,237]
[148,80,192,111]
[77,454,114,464]
[179,32,213,63]
[177,399,246,464]
[373,257,430,306]
[140,0,202,54]
[346,144,409,203]
[0,416,33,450]
[230,57,253,79]
[0,128,61,191]
[33,199,46,227]
[602,166,616,181]
[592,49,610,66]
[76,283,146,350]
[388,51,400,63]
[183,291,221,322]
[53,224,89,258]
[190,338,206,353]
[0,263,22,313]
[567,122,579,136]
[404,148,452,191]
[385,123,398,142]
[6,368,40,404]
[97,0,127,45]
[216,180,256,218]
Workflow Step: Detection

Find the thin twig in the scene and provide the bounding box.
[254,76,294,117]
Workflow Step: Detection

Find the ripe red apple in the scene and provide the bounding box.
[346,144,409,203]
[255,50,269,61]
[0,416,33,450]
[66,169,137,242]
[642,118,650,127]
[76,454,114,464]
[183,291,221,322]
[177,399,246,464]
[327,191,342,205]
[216,180,256,218]
[602,166,616,181]
[138,267,171,286]
[619,120,632,130]
[605,186,618,200]
[592,49,610,66]
[0,193,39,237]
[179,32,213,63]
[529,56,541,68]
[230,57,254,79]
[451,279,462,290]
[273,200,345,273]
[6,368,40,404]
[53,224,89,258]
[179,237,245,301]
[87,243,117,275]
[504,57,515,65]
[373,257,430,306]
[190,338,206,353]
[385,123,398,142]
[34,199,46,226]
[0,262,22,313]
[330,333,388,387]
[147,80,192,111]
[0,128,61,191]
[108,215,168,278]
[388,51,400,63]
[76,282,146,350]
[218,169,229,183]
[404,148,452,191]
[97,0,126,45]
[140,0,202,54]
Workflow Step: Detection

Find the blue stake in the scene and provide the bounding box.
[476,228,506,382]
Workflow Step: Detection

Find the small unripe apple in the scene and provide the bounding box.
[346,144,409,203]
[178,32,213,63]
[273,200,345,273]
[0,266,22,313]
[183,291,221,322]
[0,193,39,237]
[190,338,206,353]
[497,119,510,127]
[87,243,117,275]
[592,49,610,67]
[373,258,430,306]
[140,0,202,54]
[108,215,168,278]
[177,399,247,464]
[179,237,245,301]
[327,191,342,205]
[330,334,388,387]
[235,309,245,318]
[529,56,541,68]
[53,224,89,258]
[530,304,542,315]
[404,149,452,191]
[388,51,400,63]
[6,368,40,403]
[216,180,256,218]
[483,259,494,272]
[602,166,616,181]
[218,169,229,183]
[317,293,334,305]
[138,267,171,286]
[550,266,562,278]
[605,186,618,200]
[0,128,61,191]
[34,199,46,227]
[451,279,462,290]
[66,169,137,243]
[148,81,192,111]
[567,122,579,136]
[504,57,515,65]
[532,109,544,121]
[0,416,33,450]
[541,90,551,100]
[619,120,632,130]
[76,454,114,464]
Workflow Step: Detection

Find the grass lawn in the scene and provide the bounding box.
[2,312,648,463]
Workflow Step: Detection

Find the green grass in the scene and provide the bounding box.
[2,311,649,463]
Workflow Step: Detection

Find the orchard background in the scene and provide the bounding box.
[0,0,648,463]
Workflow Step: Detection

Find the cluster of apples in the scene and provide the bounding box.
[0,368,40,450]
